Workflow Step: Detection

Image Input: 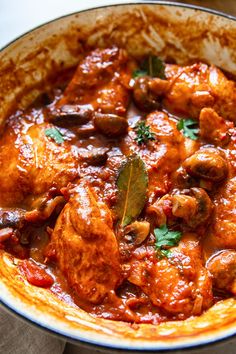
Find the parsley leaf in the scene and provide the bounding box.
[154,224,182,258]
[177,118,199,140]
[45,127,65,144]
[134,121,155,145]
[132,56,166,79]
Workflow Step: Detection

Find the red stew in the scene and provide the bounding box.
[1,47,236,324]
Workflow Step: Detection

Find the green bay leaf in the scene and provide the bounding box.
[141,56,166,79]
[115,155,148,227]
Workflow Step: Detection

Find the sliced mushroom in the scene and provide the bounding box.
[173,167,197,189]
[124,221,150,245]
[185,188,213,228]
[147,196,171,226]
[74,123,96,138]
[206,250,236,295]
[0,208,26,229]
[78,147,109,166]
[183,148,228,182]
[48,104,94,127]
[172,194,198,220]
[133,77,169,112]
[94,113,128,137]
[25,196,65,223]
[148,188,213,229]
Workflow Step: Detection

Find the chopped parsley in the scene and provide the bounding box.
[132,55,166,79]
[45,127,65,144]
[177,118,199,140]
[134,121,155,145]
[154,224,182,258]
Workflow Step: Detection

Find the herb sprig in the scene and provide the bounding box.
[154,224,182,258]
[45,127,65,144]
[177,118,199,140]
[133,55,166,79]
[134,121,155,145]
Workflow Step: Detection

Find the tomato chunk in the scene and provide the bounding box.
[20,260,54,288]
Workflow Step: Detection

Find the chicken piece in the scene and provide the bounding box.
[0,113,79,207]
[199,108,234,146]
[128,234,213,317]
[206,177,236,249]
[58,47,132,116]
[121,111,189,202]
[49,181,121,304]
[207,250,236,295]
[164,63,236,122]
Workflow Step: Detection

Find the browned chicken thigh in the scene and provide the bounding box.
[164,63,236,122]
[128,234,212,317]
[58,46,131,116]
[49,181,121,304]
[0,113,79,208]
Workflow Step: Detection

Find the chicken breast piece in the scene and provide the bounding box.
[0,113,79,207]
[58,47,132,116]
[128,234,213,317]
[50,181,121,304]
[164,63,236,122]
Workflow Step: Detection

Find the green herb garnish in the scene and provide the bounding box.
[134,121,155,145]
[133,55,166,79]
[158,249,172,259]
[154,224,182,258]
[115,155,148,227]
[132,69,147,78]
[177,118,199,140]
[45,127,65,144]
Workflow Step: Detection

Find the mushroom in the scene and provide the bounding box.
[25,196,65,223]
[124,221,150,245]
[78,147,109,166]
[183,188,213,228]
[133,76,169,112]
[172,194,198,220]
[48,104,94,127]
[94,113,128,137]
[183,148,228,182]
[0,208,26,229]
[148,188,213,229]
[206,250,236,295]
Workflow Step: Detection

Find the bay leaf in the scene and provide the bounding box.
[115,155,148,227]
